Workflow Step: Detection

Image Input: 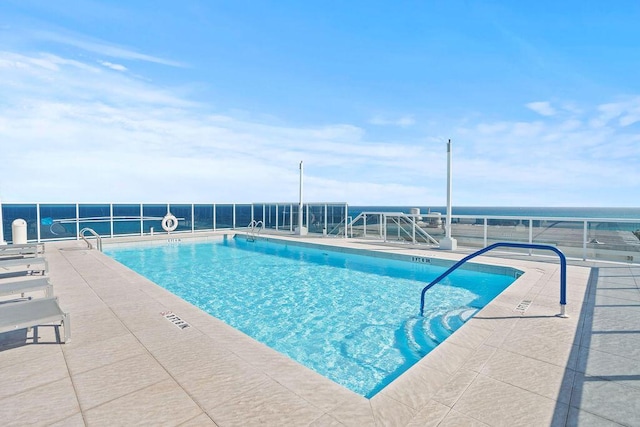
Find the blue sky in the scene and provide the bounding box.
[1,1,639,206]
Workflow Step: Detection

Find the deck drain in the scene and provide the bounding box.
[514,300,532,313]
[161,311,191,330]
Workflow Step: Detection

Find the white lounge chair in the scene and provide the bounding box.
[0,243,44,259]
[0,277,53,298]
[0,257,48,276]
[0,297,70,343]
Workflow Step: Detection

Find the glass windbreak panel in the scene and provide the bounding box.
[364,213,382,238]
[215,204,233,229]
[530,220,583,257]
[253,204,265,225]
[79,204,111,236]
[2,204,38,242]
[235,204,252,228]
[583,220,640,263]
[39,204,76,240]
[143,204,166,234]
[169,204,192,232]
[478,217,528,251]
[308,204,325,233]
[264,204,277,229]
[291,205,300,231]
[327,204,345,232]
[279,204,292,230]
[194,205,214,231]
[113,204,141,235]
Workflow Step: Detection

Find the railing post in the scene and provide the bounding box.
[36,203,41,243]
[483,218,487,247]
[75,203,80,240]
[213,203,217,231]
[583,220,588,261]
[528,219,533,255]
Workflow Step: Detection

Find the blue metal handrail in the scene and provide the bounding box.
[419,242,567,318]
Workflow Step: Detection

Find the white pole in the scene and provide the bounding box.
[440,139,457,250]
[299,160,303,230]
[296,161,307,235]
[0,198,5,245]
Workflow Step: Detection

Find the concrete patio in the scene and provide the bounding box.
[1,234,639,426]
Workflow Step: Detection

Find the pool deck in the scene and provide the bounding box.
[1,233,639,426]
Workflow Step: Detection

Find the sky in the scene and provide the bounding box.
[0,1,639,206]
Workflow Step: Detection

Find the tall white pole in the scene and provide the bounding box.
[446,139,452,238]
[440,139,457,250]
[296,161,307,235]
[299,160,303,231]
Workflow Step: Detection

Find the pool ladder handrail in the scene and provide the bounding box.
[80,227,103,252]
[247,220,263,242]
[419,242,567,318]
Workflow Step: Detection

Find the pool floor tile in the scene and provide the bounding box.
[73,352,170,410]
[205,380,324,427]
[83,378,204,426]
[0,377,81,427]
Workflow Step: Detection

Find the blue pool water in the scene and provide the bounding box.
[105,237,518,397]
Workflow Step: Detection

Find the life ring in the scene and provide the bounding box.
[162,214,178,232]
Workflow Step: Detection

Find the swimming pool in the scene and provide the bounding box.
[105,236,519,397]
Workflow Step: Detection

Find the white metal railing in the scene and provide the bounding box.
[346,212,439,245]
[1,201,638,264]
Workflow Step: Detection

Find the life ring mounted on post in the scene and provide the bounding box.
[162,213,179,232]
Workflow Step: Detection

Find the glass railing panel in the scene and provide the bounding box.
[169,204,192,232]
[252,204,265,225]
[235,204,252,228]
[215,204,233,229]
[112,204,142,235]
[79,204,111,236]
[290,205,299,231]
[263,204,277,229]
[194,204,214,231]
[142,204,165,234]
[39,204,77,240]
[1,204,38,242]
[327,204,347,234]
[583,220,640,263]
[279,204,293,231]
[308,204,325,234]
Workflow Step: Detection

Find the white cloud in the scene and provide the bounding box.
[1,48,639,207]
[99,60,127,72]
[525,101,556,116]
[33,29,185,67]
[0,51,445,204]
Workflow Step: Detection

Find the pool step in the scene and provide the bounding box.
[442,307,480,331]
[399,317,439,358]
[400,306,482,359]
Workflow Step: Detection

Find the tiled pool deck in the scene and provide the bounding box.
[1,233,639,426]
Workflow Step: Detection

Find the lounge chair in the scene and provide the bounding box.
[0,277,53,298]
[0,257,48,276]
[0,243,44,259]
[0,297,70,343]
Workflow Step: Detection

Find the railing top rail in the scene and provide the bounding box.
[448,214,640,222]
[419,242,567,318]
